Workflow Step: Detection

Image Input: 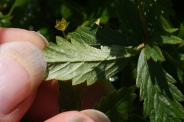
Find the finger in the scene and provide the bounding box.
[81,109,111,122]
[0,42,47,122]
[44,109,110,122]
[0,28,48,49]
[25,81,106,121]
[45,111,95,122]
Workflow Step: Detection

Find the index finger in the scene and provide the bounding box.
[0,28,48,49]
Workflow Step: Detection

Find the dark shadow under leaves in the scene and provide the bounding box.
[147,59,173,100]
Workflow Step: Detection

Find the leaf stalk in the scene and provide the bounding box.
[136,0,150,43]
[6,0,18,17]
[62,31,66,38]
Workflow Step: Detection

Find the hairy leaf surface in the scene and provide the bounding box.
[44,35,137,85]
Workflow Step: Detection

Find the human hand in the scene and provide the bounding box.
[0,28,110,122]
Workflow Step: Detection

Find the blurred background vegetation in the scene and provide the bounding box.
[0,0,183,42]
[0,0,184,89]
[0,0,118,42]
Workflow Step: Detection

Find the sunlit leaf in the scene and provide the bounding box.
[144,44,165,61]
[160,16,178,33]
[161,35,182,44]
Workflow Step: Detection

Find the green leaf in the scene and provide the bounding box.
[162,50,184,79]
[144,44,165,62]
[94,87,136,122]
[58,81,80,112]
[67,25,138,46]
[114,0,144,42]
[136,49,184,122]
[95,25,139,46]
[114,0,174,42]
[67,26,99,45]
[44,36,137,85]
[178,23,184,39]
[141,0,174,34]
[160,16,178,33]
[161,35,182,44]
[177,54,184,83]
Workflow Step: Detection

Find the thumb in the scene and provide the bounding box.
[0,42,46,122]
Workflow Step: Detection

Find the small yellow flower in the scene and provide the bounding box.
[55,18,69,31]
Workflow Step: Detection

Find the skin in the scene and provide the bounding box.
[0,28,110,122]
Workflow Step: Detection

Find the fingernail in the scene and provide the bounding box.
[0,42,47,114]
[66,114,93,122]
[31,31,49,45]
[81,109,111,122]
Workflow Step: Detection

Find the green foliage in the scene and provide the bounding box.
[44,30,137,85]
[136,50,184,122]
[67,25,138,46]
[2,0,184,122]
[160,16,178,33]
[161,35,182,44]
[144,44,165,61]
[94,87,136,122]
[178,23,184,39]
[58,81,81,112]
[114,0,144,42]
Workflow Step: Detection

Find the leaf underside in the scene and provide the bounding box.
[44,31,137,85]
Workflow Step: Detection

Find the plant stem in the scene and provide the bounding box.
[98,80,116,97]
[6,0,18,16]
[136,0,149,43]
[62,31,66,38]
